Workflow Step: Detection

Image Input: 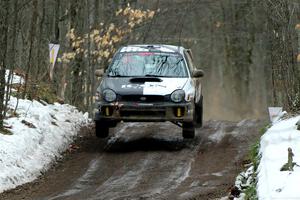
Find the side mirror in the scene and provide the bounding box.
[192,69,204,78]
[95,69,104,77]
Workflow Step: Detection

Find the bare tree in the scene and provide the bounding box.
[0,0,9,130]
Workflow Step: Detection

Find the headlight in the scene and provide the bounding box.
[103,89,117,102]
[170,89,185,103]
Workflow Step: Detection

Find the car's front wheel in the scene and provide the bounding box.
[194,95,203,128]
[182,122,195,138]
[95,121,109,138]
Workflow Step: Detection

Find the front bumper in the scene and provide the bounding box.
[94,101,194,122]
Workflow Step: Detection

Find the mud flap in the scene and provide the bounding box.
[194,96,203,128]
[182,122,195,138]
[95,120,109,138]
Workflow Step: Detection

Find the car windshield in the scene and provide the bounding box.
[107,52,188,77]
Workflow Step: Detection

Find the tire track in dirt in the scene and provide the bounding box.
[0,120,264,200]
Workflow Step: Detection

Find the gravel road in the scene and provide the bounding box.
[0,120,263,200]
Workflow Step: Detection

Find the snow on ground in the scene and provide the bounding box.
[5,70,24,85]
[257,115,300,200]
[0,94,89,193]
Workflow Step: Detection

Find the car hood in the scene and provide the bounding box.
[100,77,189,96]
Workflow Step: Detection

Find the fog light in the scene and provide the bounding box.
[177,108,181,117]
[102,106,113,116]
[105,107,110,116]
[174,107,185,117]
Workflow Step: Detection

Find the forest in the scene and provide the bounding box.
[0,0,300,130]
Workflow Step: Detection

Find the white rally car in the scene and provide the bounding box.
[94,44,204,138]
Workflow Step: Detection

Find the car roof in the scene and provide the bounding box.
[119,44,185,55]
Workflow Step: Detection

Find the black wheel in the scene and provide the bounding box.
[182,122,195,138]
[95,121,109,138]
[194,95,203,128]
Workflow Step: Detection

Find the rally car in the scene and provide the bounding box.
[94,44,204,138]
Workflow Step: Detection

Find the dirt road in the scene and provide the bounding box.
[0,120,263,200]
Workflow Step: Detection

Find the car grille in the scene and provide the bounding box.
[120,95,166,102]
[119,107,166,117]
[119,110,166,117]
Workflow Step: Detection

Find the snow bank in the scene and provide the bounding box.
[5,70,24,85]
[0,96,89,193]
[257,116,300,200]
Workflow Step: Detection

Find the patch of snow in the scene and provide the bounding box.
[257,116,300,200]
[237,119,249,127]
[235,166,254,190]
[173,159,192,185]
[209,128,225,143]
[234,193,246,200]
[211,172,223,177]
[236,119,258,127]
[5,70,24,85]
[106,122,137,144]
[209,120,257,143]
[190,180,200,187]
[231,164,256,200]
[0,95,89,193]
[201,180,217,187]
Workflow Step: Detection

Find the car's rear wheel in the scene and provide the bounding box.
[95,121,109,138]
[194,95,203,128]
[182,122,195,138]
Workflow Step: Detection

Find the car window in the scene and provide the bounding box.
[107,52,188,77]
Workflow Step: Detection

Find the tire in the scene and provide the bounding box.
[182,122,195,139]
[194,95,203,128]
[95,121,109,138]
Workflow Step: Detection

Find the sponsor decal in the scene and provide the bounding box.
[140,96,147,101]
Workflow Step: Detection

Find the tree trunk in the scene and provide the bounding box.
[3,0,19,119]
[266,0,299,110]
[23,0,38,99]
[0,0,9,129]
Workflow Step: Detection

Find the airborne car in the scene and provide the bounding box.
[94,44,204,138]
